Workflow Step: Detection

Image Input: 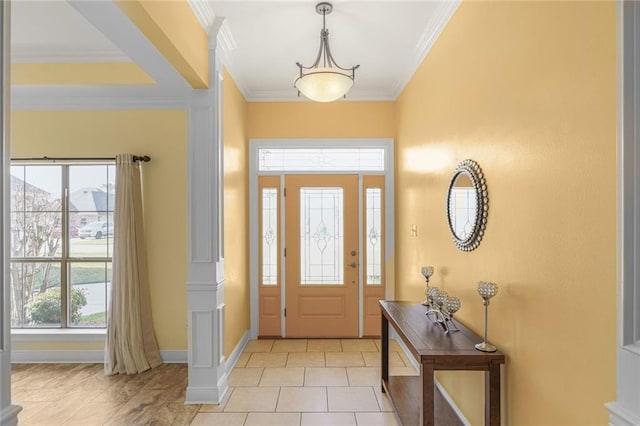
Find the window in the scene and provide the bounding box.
[261,187,278,285]
[365,188,382,285]
[258,148,385,172]
[10,163,115,329]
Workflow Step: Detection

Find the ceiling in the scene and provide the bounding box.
[11,1,129,63]
[10,0,459,102]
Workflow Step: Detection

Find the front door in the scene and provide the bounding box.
[284,174,359,337]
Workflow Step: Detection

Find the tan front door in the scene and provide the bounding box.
[284,174,359,337]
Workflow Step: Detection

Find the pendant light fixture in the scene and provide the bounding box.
[294,2,359,102]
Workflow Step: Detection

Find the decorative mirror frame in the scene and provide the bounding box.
[446,159,488,251]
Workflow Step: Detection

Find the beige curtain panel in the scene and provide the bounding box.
[105,154,162,375]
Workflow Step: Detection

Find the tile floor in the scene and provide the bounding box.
[191,338,418,426]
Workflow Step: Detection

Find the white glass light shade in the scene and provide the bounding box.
[295,68,354,102]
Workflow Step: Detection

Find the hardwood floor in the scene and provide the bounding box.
[12,363,199,425]
[11,339,416,425]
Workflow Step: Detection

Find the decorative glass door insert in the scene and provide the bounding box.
[300,187,344,285]
[261,188,278,285]
[365,188,382,285]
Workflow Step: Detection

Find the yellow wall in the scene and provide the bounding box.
[223,69,250,357]
[396,1,616,425]
[11,110,188,352]
[11,63,154,85]
[247,101,395,139]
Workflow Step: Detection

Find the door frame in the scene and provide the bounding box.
[249,138,395,338]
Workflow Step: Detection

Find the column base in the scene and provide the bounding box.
[1,404,22,426]
[185,382,229,405]
[606,402,640,426]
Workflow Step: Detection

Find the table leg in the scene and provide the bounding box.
[485,361,501,426]
[381,314,389,392]
[421,362,435,426]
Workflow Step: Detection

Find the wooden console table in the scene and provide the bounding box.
[380,301,505,426]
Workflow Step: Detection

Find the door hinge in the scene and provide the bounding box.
[284,247,286,257]
[284,308,286,317]
[284,187,286,197]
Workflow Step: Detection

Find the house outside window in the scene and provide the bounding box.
[10,163,115,329]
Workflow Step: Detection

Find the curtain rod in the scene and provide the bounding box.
[10,155,151,162]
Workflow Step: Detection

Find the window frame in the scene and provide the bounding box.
[9,161,114,330]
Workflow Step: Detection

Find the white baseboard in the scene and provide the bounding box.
[223,330,250,375]
[160,350,188,363]
[606,402,640,426]
[0,404,22,426]
[391,330,471,426]
[11,349,187,364]
[185,386,226,404]
[12,349,104,363]
[434,381,471,426]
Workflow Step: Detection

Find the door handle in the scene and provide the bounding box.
[347,262,358,268]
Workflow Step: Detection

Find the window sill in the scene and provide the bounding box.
[11,328,106,343]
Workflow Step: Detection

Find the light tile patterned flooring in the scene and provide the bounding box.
[11,338,418,425]
[192,338,418,426]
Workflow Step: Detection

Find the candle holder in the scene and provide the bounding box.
[420,266,434,306]
[475,281,498,352]
[425,288,461,334]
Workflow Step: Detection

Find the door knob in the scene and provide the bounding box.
[347,262,358,268]
[350,250,357,256]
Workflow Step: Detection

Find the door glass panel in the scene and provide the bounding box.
[261,188,278,285]
[366,188,382,285]
[300,187,344,285]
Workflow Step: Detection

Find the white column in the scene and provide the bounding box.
[607,2,640,425]
[185,30,227,404]
[0,2,22,424]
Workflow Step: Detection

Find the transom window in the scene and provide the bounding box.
[10,163,115,329]
[258,148,385,172]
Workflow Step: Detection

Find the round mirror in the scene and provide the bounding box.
[446,159,488,251]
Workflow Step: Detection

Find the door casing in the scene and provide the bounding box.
[249,138,395,339]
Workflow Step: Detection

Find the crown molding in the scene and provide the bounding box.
[391,0,461,99]
[187,0,237,53]
[185,0,245,97]
[214,18,237,55]
[187,0,216,32]
[208,16,247,99]
[11,50,131,64]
